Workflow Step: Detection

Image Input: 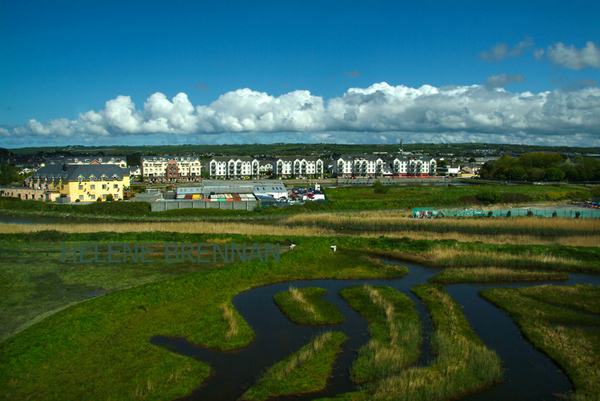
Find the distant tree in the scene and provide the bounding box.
[468,157,477,164]
[545,167,566,182]
[0,163,22,185]
[527,168,545,182]
[127,153,141,167]
[510,167,526,181]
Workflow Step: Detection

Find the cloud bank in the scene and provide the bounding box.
[4,82,600,147]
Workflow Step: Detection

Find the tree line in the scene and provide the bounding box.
[479,153,600,182]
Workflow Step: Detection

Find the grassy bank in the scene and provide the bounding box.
[481,285,600,401]
[320,284,503,401]
[0,238,405,401]
[274,287,345,325]
[359,239,600,274]
[339,285,421,383]
[430,267,569,284]
[241,331,347,401]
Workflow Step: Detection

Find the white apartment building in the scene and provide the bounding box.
[208,156,259,179]
[334,155,437,178]
[273,156,324,178]
[141,156,202,182]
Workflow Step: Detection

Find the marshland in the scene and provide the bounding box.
[1,182,599,400]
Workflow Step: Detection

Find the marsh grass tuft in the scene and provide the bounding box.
[274,287,344,325]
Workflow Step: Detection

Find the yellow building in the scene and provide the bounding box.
[28,164,130,202]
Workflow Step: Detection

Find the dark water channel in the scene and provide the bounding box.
[151,263,600,401]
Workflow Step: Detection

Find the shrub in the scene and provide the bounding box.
[487,211,493,218]
[476,190,502,205]
[506,210,511,218]
[373,181,390,194]
[527,210,534,217]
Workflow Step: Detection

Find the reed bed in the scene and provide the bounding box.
[481,286,600,400]
[0,221,333,237]
[240,331,347,401]
[340,285,422,383]
[353,284,503,401]
[285,213,600,246]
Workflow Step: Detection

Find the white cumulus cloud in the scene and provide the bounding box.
[3,82,600,146]
[547,41,600,70]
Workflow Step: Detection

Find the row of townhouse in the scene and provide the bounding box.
[332,155,437,178]
[40,154,437,183]
[207,156,325,180]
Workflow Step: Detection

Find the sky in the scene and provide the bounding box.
[1,0,600,148]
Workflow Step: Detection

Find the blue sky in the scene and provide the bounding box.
[1,0,600,147]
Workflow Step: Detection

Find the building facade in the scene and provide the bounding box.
[28,164,130,202]
[333,155,436,178]
[272,156,324,178]
[208,156,260,179]
[141,156,202,182]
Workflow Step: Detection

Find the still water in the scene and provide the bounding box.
[151,262,600,401]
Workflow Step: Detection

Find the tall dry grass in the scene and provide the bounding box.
[285,212,600,247]
[219,302,239,340]
[0,221,333,237]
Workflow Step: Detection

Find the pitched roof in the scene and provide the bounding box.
[31,164,129,181]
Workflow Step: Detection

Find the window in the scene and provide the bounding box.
[102,194,107,199]
[113,184,118,189]
[90,185,95,190]
[79,195,84,200]
[79,185,83,190]
[102,184,107,190]
[91,195,96,200]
